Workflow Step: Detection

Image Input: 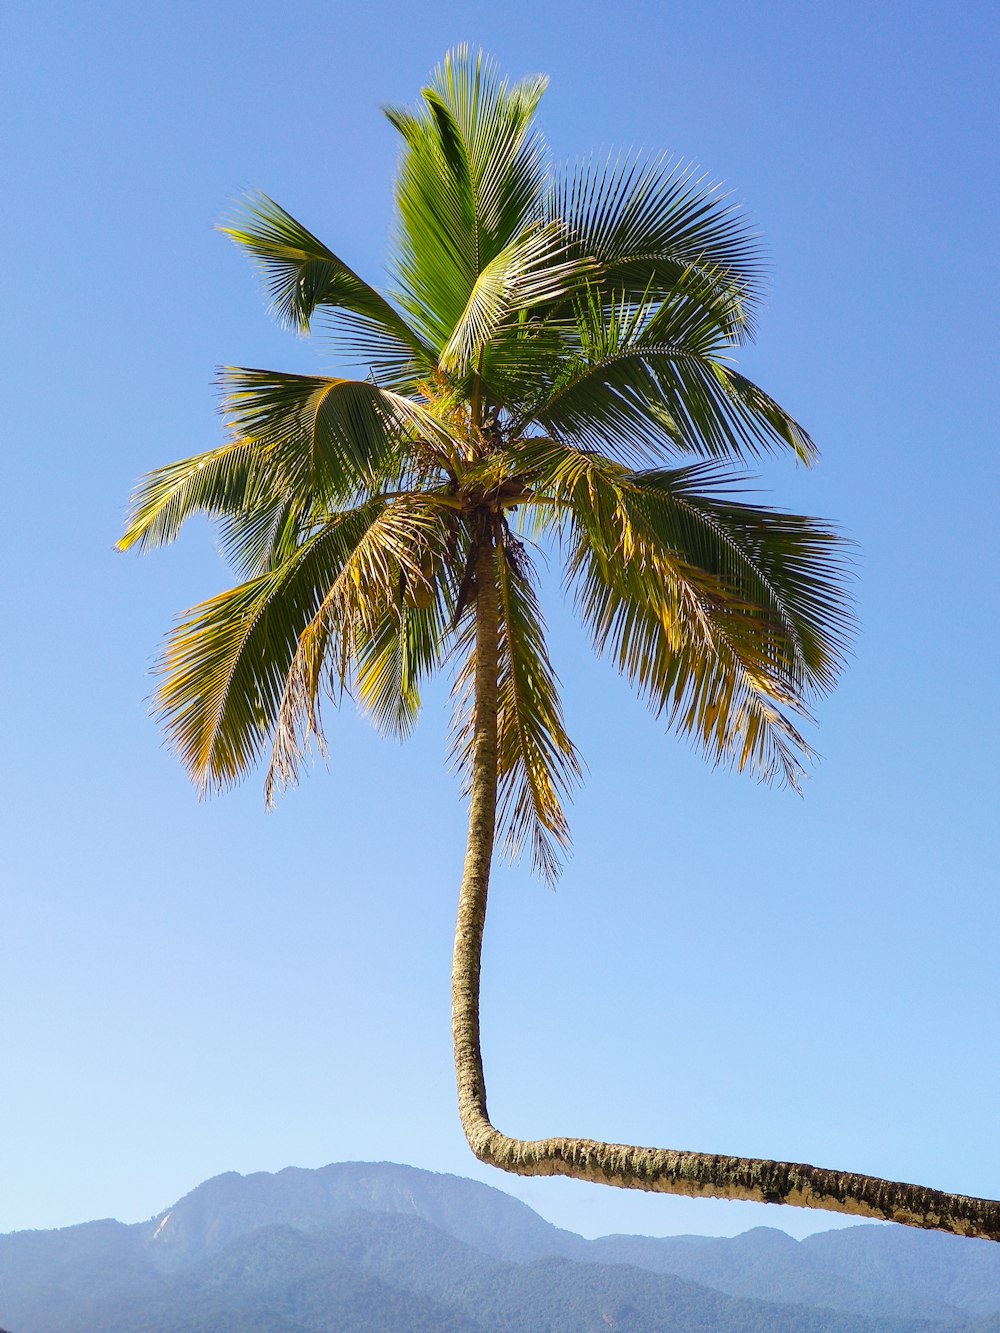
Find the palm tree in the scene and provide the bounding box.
[119,49,999,1241]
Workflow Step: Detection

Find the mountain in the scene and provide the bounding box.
[140,1160,581,1269]
[586,1226,986,1322]
[4,1211,953,1333]
[2,1161,998,1331]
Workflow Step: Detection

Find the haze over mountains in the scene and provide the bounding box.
[2,1161,998,1331]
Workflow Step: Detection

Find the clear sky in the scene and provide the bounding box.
[3,0,997,1243]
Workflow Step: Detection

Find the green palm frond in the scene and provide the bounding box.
[120,371,414,561]
[385,47,549,353]
[219,368,470,500]
[217,495,310,578]
[118,369,469,563]
[317,311,431,392]
[629,469,852,690]
[524,276,816,466]
[439,222,594,376]
[354,597,449,740]
[221,193,431,376]
[475,317,570,416]
[578,567,815,784]
[423,46,547,245]
[548,151,764,330]
[384,98,477,351]
[219,368,405,501]
[157,502,384,790]
[353,502,456,737]
[118,437,263,552]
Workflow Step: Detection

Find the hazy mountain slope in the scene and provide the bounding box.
[140,1160,581,1269]
[2,1160,998,1331]
[588,1227,971,1322]
[25,1223,483,1333]
[803,1226,1000,1319]
[0,1219,153,1331]
[301,1210,944,1333]
[19,1210,953,1333]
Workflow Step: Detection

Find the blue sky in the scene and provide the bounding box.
[3,0,997,1242]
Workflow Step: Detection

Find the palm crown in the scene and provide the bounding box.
[120,48,849,884]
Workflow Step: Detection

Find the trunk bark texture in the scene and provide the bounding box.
[450,532,1000,1242]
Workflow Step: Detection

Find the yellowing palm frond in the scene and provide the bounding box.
[450,529,582,882]
[265,496,454,799]
[511,438,850,786]
[157,503,383,790]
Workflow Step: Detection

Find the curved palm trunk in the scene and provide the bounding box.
[451,535,1000,1242]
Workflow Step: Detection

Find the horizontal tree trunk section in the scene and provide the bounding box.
[459,1120,1000,1240]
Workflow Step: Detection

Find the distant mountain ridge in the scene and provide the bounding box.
[142,1160,579,1269]
[2,1161,998,1331]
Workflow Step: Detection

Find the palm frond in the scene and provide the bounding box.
[354,597,450,740]
[630,469,852,690]
[384,100,478,352]
[451,530,581,882]
[474,317,570,416]
[524,275,816,466]
[423,47,548,250]
[439,222,594,375]
[317,310,433,392]
[215,493,330,579]
[494,533,582,880]
[221,193,431,374]
[385,46,549,354]
[218,368,466,506]
[219,368,400,499]
[119,370,407,559]
[353,502,455,736]
[266,496,457,797]
[118,438,263,552]
[548,151,764,331]
[157,503,383,791]
[577,556,816,784]
[514,439,850,785]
